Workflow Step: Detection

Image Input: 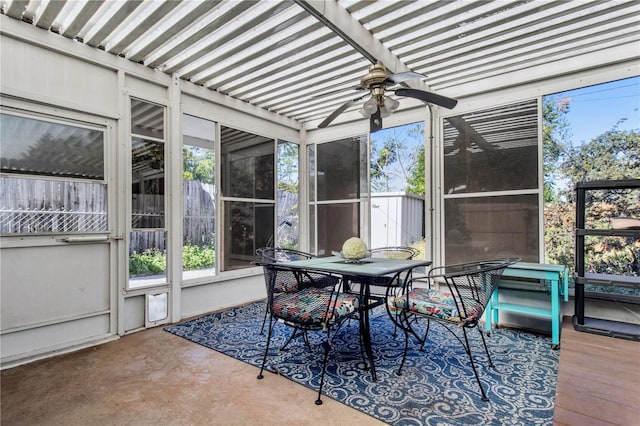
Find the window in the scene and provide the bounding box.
[542,76,640,285]
[0,111,107,234]
[182,114,216,280]
[442,100,539,263]
[369,122,426,249]
[309,136,368,255]
[276,141,300,249]
[220,127,274,271]
[129,99,166,288]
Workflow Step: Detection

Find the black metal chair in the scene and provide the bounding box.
[389,257,519,401]
[348,246,420,336]
[369,246,420,260]
[257,262,361,405]
[256,247,338,335]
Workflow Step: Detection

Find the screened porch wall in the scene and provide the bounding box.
[0,21,296,367]
[1,11,638,367]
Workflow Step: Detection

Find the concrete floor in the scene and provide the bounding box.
[1,325,383,426]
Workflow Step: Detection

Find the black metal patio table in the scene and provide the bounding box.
[278,255,432,381]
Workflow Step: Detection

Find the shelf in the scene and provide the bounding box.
[575,179,640,190]
[576,228,640,237]
[572,316,640,341]
[575,273,640,289]
[574,179,640,336]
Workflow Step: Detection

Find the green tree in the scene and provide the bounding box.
[370,123,424,193]
[542,97,572,202]
[277,142,299,194]
[406,144,425,196]
[544,104,640,276]
[183,146,214,184]
[561,122,639,189]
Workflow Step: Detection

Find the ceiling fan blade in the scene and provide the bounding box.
[317,95,366,128]
[395,88,458,109]
[383,71,427,86]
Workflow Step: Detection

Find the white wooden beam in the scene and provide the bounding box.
[294,0,432,91]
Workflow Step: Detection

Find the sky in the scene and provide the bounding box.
[545,75,640,146]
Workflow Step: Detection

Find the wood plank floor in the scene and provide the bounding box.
[554,317,640,426]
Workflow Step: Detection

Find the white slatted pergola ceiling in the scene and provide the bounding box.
[1,0,639,130]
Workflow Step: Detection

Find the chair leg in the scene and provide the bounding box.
[396,326,410,376]
[461,327,489,401]
[478,326,495,368]
[260,305,269,335]
[257,317,274,380]
[419,320,431,351]
[315,332,333,405]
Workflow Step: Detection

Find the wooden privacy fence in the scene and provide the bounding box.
[1,176,301,253]
[0,177,108,234]
[182,180,215,246]
[130,180,215,254]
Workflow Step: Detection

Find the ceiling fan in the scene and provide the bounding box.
[318,63,458,132]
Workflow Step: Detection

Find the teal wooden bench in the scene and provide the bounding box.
[485,262,568,349]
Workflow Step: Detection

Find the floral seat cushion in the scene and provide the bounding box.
[392,287,481,323]
[272,288,359,327]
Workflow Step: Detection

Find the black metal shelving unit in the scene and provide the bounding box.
[573,179,640,340]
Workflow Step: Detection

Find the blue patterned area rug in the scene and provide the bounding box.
[165,301,558,426]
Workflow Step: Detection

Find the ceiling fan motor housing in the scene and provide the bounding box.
[360,63,389,89]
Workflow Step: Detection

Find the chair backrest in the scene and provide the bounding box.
[256,247,314,264]
[370,246,419,260]
[429,257,519,324]
[256,248,338,293]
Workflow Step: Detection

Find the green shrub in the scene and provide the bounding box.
[129,249,166,276]
[183,244,215,270]
[129,245,215,276]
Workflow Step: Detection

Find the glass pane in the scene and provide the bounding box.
[317,203,360,256]
[183,114,216,150]
[308,144,316,201]
[1,113,104,179]
[370,122,424,192]
[222,201,274,271]
[0,177,107,234]
[444,194,539,264]
[277,141,299,249]
[443,100,538,194]
[220,127,274,199]
[309,204,316,254]
[129,230,167,288]
[131,99,164,140]
[182,114,216,279]
[316,136,366,201]
[132,137,165,229]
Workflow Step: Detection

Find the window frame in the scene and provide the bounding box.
[0,107,109,236]
[439,98,542,264]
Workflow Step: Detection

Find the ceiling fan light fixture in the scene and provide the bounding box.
[359,108,371,118]
[383,96,399,112]
[363,97,378,115]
